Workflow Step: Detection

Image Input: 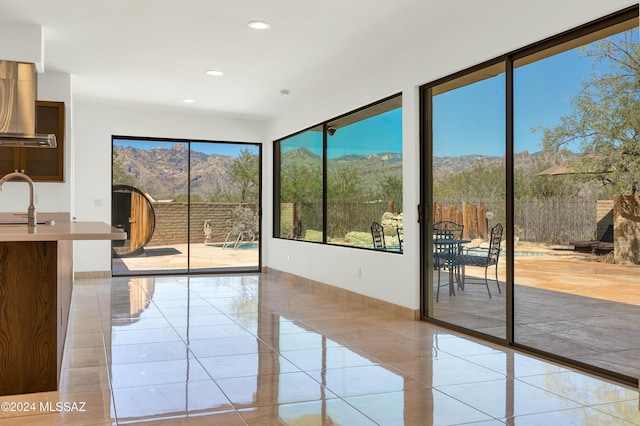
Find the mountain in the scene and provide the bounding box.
[432,151,543,180]
[280,147,322,168]
[114,143,236,199]
[281,148,403,195]
[114,143,541,200]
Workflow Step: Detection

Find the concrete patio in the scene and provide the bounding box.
[112,243,260,275]
[433,248,640,380]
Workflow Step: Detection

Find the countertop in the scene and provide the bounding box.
[0,221,127,242]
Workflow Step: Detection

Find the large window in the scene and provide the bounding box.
[276,125,323,242]
[421,6,639,385]
[274,94,403,252]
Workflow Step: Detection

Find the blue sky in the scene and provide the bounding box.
[113,139,259,157]
[281,108,403,159]
[433,48,590,157]
[328,108,402,158]
[433,29,637,157]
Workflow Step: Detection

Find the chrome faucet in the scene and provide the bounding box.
[0,171,37,227]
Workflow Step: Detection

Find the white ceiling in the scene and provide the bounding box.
[0,0,435,120]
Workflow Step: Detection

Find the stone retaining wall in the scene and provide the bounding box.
[148,202,259,246]
[614,195,640,264]
[596,199,614,241]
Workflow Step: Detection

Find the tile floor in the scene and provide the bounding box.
[1,273,639,425]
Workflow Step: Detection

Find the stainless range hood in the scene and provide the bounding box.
[0,60,56,148]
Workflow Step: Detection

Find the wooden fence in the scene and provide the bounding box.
[284,198,600,244]
[516,199,596,243]
[434,202,489,240]
[283,200,397,239]
[436,198,598,244]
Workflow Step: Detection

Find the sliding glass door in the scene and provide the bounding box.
[112,140,190,274]
[425,62,507,339]
[112,138,261,275]
[188,142,260,273]
[511,14,639,379]
[421,7,639,383]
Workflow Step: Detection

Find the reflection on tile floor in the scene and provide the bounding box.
[2,273,639,425]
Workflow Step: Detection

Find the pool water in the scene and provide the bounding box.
[206,243,259,250]
[464,248,545,257]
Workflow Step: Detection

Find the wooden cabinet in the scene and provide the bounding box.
[0,241,58,395]
[0,100,65,181]
[0,240,73,396]
[0,222,124,397]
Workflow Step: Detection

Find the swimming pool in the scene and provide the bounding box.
[464,248,545,257]
[206,242,259,250]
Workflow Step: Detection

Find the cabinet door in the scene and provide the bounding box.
[0,147,19,176]
[24,101,65,181]
[0,101,65,181]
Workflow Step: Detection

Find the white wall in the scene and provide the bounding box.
[263,0,637,311]
[72,101,267,272]
[0,23,43,71]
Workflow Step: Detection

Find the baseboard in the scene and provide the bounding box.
[74,271,112,279]
[263,267,420,320]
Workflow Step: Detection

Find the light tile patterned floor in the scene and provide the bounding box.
[1,273,638,425]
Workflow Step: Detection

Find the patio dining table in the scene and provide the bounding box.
[434,238,471,296]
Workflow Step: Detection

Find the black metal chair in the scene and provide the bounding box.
[455,223,503,298]
[370,221,386,250]
[396,226,404,251]
[433,221,464,301]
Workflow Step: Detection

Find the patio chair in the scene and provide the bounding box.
[454,223,503,298]
[433,221,464,241]
[570,224,614,255]
[433,221,464,301]
[397,226,404,251]
[371,221,386,250]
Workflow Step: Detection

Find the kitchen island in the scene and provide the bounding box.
[0,221,125,396]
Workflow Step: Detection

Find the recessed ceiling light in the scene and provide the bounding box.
[206,70,224,77]
[182,98,196,103]
[280,89,290,97]
[248,20,271,30]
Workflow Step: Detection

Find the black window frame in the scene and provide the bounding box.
[273,93,403,252]
[419,5,639,387]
